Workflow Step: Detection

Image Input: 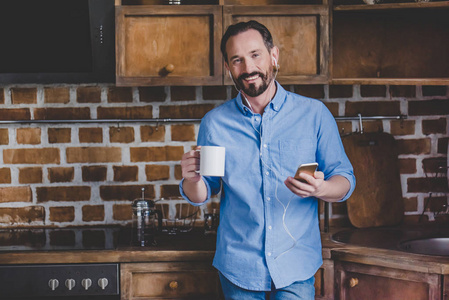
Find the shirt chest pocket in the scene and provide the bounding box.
[279,139,316,176]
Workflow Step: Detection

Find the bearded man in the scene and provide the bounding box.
[179,20,355,300]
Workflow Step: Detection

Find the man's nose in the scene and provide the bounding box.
[242,59,256,74]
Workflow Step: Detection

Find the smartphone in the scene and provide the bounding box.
[294,163,318,183]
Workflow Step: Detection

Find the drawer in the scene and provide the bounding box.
[121,262,222,300]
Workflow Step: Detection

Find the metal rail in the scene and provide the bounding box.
[0,115,406,125]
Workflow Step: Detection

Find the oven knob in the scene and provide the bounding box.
[81,278,92,290]
[98,278,108,290]
[48,279,59,291]
[65,278,76,290]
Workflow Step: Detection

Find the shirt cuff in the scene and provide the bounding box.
[338,173,356,202]
[179,177,212,206]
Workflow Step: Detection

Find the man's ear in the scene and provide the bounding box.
[225,63,232,80]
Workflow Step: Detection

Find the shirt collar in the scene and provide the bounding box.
[236,81,287,115]
[269,81,286,113]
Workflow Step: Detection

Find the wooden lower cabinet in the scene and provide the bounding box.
[335,261,442,300]
[121,262,222,300]
[315,259,334,300]
[444,275,449,300]
[121,260,332,299]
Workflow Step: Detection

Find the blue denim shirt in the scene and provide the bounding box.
[180,82,355,290]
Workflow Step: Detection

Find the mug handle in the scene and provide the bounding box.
[194,148,201,174]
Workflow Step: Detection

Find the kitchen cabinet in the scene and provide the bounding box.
[116,0,449,86]
[223,3,329,85]
[120,261,223,299]
[121,261,330,299]
[116,5,223,86]
[331,1,449,85]
[334,260,442,300]
[115,0,329,86]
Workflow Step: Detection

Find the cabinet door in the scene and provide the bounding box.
[116,5,223,86]
[121,262,222,300]
[335,261,442,300]
[223,5,329,85]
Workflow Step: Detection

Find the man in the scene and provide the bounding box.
[179,20,355,299]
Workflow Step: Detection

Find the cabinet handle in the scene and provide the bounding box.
[349,277,359,288]
[165,64,175,73]
[169,280,179,290]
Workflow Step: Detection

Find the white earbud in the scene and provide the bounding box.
[228,70,233,80]
[273,57,279,70]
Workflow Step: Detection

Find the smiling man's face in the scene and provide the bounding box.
[225,29,276,98]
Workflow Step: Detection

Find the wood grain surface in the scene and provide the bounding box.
[342,132,404,228]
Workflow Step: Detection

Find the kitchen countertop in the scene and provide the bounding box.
[0,227,217,265]
[0,226,448,275]
[321,224,449,275]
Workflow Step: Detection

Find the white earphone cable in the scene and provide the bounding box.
[233,61,298,259]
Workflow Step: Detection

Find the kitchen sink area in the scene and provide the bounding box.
[325,224,449,300]
[331,225,449,257]
[400,237,449,257]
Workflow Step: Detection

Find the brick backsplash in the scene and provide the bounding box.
[0,84,447,228]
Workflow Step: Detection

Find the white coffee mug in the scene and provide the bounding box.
[196,146,225,177]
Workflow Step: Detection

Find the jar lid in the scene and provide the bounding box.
[132,198,157,210]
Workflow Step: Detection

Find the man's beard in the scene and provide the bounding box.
[235,69,274,97]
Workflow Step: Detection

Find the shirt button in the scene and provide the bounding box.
[268,226,272,230]
[263,144,267,148]
[267,252,272,257]
[267,197,271,201]
[265,172,269,176]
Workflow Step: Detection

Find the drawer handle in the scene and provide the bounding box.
[165,64,175,73]
[169,281,179,290]
[349,277,359,288]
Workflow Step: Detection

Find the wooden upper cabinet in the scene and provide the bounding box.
[116,5,222,86]
[223,5,330,85]
[332,1,449,85]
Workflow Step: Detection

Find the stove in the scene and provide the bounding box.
[0,227,121,299]
[0,226,120,252]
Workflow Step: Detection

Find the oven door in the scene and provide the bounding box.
[0,263,119,299]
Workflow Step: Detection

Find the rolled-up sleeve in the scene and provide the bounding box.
[316,103,355,201]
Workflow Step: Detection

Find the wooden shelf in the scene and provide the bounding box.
[120,0,219,5]
[119,0,324,4]
[331,7,449,85]
[334,1,449,11]
[331,78,449,86]
[223,0,324,4]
